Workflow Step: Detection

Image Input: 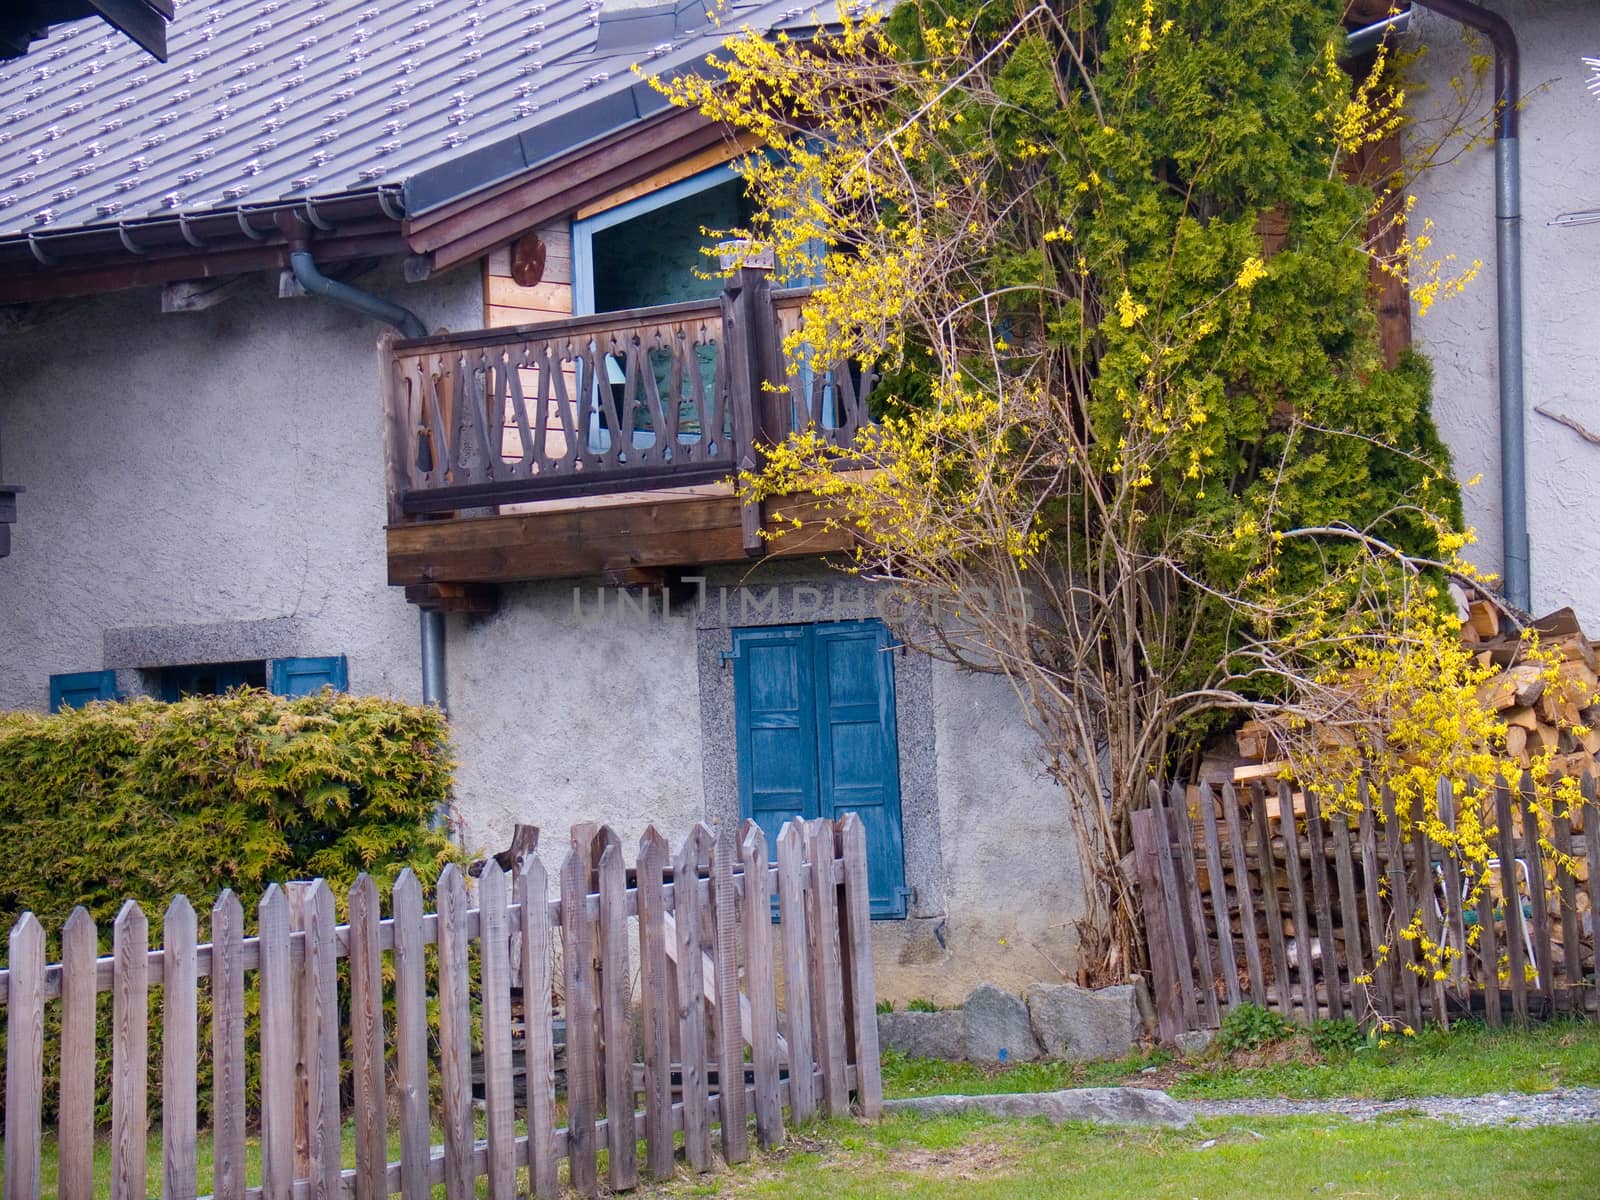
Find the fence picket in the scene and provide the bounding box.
[776,821,817,1122]
[1221,785,1266,1006]
[302,882,341,1200]
[162,896,199,1200]
[1437,780,1470,1003]
[347,875,387,1200]
[391,870,431,1200]
[258,887,294,1200]
[1171,783,1219,1026]
[1198,784,1242,1008]
[1551,811,1582,1011]
[1381,786,1423,1031]
[561,846,601,1196]
[837,814,883,1118]
[4,913,44,1200]
[1276,783,1317,1021]
[111,902,150,1200]
[476,862,518,1200]
[1131,809,1183,1040]
[1473,853,1503,1026]
[1494,780,1530,1024]
[1250,784,1292,1018]
[805,819,849,1118]
[636,827,676,1179]
[516,853,560,1200]
[211,892,246,1200]
[1584,774,1600,1016]
[1412,805,1447,1027]
[1520,779,1554,1010]
[59,908,98,1200]
[741,824,785,1145]
[1329,807,1364,1022]
[711,827,751,1163]
[674,826,714,1172]
[1149,783,1200,1029]
[597,841,638,1189]
[1356,791,1394,1020]
[1302,790,1341,1020]
[436,865,475,1200]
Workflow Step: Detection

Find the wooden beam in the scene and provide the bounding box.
[161,276,249,313]
[401,582,500,614]
[386,495,853,587]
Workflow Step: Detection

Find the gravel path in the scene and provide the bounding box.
[1187,1087,1600,1127]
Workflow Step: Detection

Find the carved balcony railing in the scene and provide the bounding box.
[381,273,875,526]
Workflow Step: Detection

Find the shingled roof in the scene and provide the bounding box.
[0,0,836,284]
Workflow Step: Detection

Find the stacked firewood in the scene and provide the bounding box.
[1231,603,1600,785]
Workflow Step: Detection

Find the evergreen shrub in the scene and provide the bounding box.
[0,689,458,1123]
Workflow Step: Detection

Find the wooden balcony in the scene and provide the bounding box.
[381,271,874,601]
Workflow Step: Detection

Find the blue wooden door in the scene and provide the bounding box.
[732,620,907,918]
[733,626,821,852]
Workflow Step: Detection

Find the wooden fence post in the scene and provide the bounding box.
[674,826,714,1173]
[347,876,387,1200]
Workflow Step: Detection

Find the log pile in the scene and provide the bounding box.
[1232,604,1600,785]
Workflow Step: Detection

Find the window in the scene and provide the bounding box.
[48,655,348,711]
[730,620,908,918]
[157,660,266,701]
[572,163,751,317]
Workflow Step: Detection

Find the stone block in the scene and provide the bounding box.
[1025,983,1140,1062]
[884,1087,1191,1128]
[877,1009,965,1061]
[962,983,1041,1063]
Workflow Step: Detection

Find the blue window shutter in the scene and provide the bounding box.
[812,621,907,918]
[733,626,821,852]
[269,656,349,698]
[49,670,117,712]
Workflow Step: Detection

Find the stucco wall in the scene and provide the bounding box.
[445,563,1085,1006]
[1407,3,1600,623]
[0,260,481,710]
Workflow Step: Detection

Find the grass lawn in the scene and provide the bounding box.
[633,1111,1600,1199]
[881,1017,1600,1101]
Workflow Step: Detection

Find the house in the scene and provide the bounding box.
[0,0,1078,1004]
[0,0,1594,1007]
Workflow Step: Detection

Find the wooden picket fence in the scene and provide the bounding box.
[1132,774,1600,1041]
[0,816,882,1200]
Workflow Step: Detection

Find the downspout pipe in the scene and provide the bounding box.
[286,244,428,340]
[1418,1,1529,611]
[281,232,447,727]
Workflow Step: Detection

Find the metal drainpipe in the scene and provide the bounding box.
[282,237,448,732]
[1417,1,1529,611]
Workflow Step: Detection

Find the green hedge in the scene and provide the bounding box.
[0,688,456,929]
[0,689,459,1124]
